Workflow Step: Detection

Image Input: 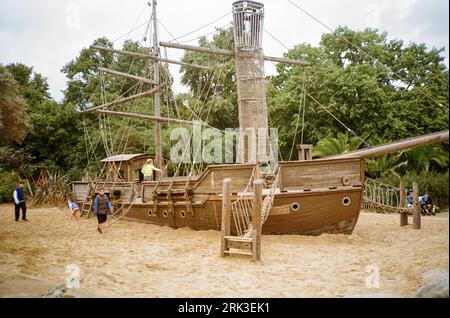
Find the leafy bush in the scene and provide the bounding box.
[377,171,449,209]
[30,171,71,207]
[0,171,20,203]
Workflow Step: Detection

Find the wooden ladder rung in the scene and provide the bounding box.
[224,236,253,243]
[224,250,253,256]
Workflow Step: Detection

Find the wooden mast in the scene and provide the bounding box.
[92,46,208,70]
[160,41,309,66]
[80,87,159,114]
[152,0,163,176]
[96,109,206,125]
[327,130,449,160]
[98,67,158,85]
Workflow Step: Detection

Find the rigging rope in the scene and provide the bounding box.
[169,11,232,43]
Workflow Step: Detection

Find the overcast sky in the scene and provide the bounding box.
[1,0,448,102]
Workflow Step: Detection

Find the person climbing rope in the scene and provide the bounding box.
[93,189,113,234]
[141,159,162,181]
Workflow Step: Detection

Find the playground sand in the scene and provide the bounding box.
[0,203,448,298]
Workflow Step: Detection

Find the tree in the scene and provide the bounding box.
[366,153,408,179]
[313,132,364,158]
[0,66,29,144]
[268,27,449,159]
[23,101,82,173]
[180,27,239,130]
[404,144,449,173]
[6,63,50,105]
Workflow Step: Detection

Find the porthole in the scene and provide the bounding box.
[147,209,153,217]
[342,197,351,206]
[342,176,351,186]
[180,210,186,218]
[162,210,168,218]
[290,202,301,212]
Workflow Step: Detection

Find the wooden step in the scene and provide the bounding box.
[224,236,253,243]
[224,250,253,256]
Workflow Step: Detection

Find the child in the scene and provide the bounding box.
[67,200,80,221]
[93,189,113,234]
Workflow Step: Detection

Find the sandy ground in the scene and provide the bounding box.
[0,203,448,298]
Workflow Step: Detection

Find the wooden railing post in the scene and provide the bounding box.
[413,182,421,229]
[220,178,231,257]
[252,179,263,261]
[400,182,408,226]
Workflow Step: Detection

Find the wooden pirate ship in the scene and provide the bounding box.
[73,0,449,236]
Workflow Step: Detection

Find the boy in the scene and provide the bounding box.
[93,189,113,234]
[67,200,80,221]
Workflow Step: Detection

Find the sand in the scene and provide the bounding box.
[0,203,448,298]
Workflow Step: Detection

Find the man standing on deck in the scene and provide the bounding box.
[13,181,28,222]
[93,189,113,234]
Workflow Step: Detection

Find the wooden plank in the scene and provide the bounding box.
[253,180,263,261]
[159,41,310,66]
[220,178,231,258]
[93,45,209,70]
[279,159,362,190]
[224,236,253,243]
[96,109,205,125]
[98,67,157,85]
[413,182,421,229]
[400,182,408,226]
[80,87,159,114]
[224,250,253,256]
[328,130,449,160]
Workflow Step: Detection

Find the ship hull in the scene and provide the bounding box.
[73,158,364,236]
[119,187,362,235]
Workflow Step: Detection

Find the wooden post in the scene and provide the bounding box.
[152,0,163,178]
[400,182,408,226]
[413,182,421,229]
[252,179,263,261]
[220,178,231,257]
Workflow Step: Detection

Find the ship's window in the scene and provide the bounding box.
[291,202,301,212]
[180,210,186,218]
[342,197,351,206]
[162,210,168,218]
[148,209,153,217]
[342,176,351,186]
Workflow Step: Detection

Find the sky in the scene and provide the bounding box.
[0,0,448,102]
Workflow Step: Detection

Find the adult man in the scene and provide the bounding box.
[13,181,28,222]
[93,189,113,234]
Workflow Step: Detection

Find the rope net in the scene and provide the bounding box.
[362,178,410,214]
[231,166,279,237]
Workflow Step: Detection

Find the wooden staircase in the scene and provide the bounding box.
[220,178,263,261]
[80,183,97,218]
[222,234,259,260]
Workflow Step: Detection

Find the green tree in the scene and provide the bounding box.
[313,132,364,158]
[6,63,50,105]
[268,27,449,159]
[404,144,449,173]
[0,66,29,144]
[180,27,238,130]
[366,153,408,178]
